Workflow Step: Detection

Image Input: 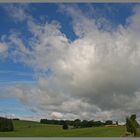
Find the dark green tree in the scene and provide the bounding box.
[126,114,139,136]
[73,119,81,128]
[62,122,68,130]
[81,120,88,128]
[87,120,94,127]
[116,121,118,125]
[105,120,113,125]
[0,117,14,132]
[92,121,104,127]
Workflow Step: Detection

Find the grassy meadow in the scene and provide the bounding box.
[0,120,126,137]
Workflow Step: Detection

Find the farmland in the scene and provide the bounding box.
[0,120,125,137]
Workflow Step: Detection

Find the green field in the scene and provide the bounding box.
[0,120,126,137]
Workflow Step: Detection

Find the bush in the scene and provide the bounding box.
[0,117,14,132]
[62,123,68,130]
[126,114,140,136]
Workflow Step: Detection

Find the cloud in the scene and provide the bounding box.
[3,4,30,22]
[51,112,63,120]
[0,42,8,57]
[1,4,140,121]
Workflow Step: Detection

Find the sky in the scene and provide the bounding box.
[0,3,140,122]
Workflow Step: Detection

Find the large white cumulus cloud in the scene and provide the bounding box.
[1,4,140,121]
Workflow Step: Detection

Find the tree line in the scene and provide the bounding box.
[40,118,116,129]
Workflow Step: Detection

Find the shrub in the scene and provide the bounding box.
[62,123,68,130]
[126,114,139,136]
[0,117,14,132]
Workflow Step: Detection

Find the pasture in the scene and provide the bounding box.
[0,120,126,137]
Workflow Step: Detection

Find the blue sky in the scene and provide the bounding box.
[0,3,140,121]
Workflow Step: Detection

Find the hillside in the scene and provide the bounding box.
[0,120,125,137]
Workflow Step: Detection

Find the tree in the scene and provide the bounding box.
[9,119,14,131]
[92,121,104,127]
[12,118,20,120]
[81,120,88,128]
[62,122,68,130]
[73,119,81,128]
[59,120,65,125]
[126,117,133,134]
[116,121,118,125]
[87,120,94,127]
[65,120,74,126]
[105,120,113,125]
[126,114,140,136]
[0,117,14,132]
